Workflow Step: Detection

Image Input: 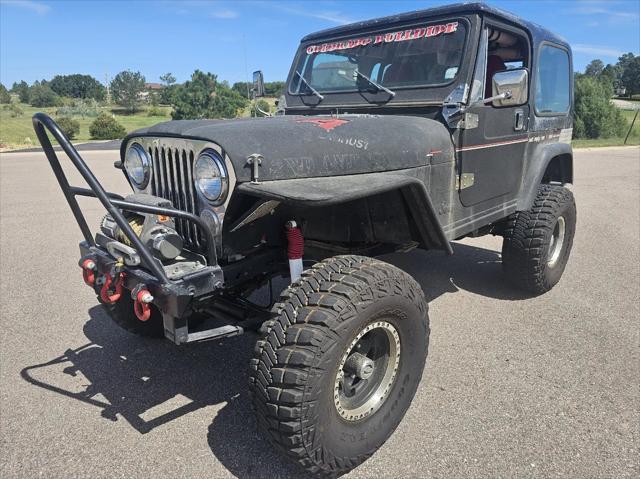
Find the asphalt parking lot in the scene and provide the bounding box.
[1,146,638,478]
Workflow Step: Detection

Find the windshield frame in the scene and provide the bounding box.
[287,16,470,98]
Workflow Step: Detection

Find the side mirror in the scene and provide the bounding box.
[252,70,265,98]
[491,68,528,107]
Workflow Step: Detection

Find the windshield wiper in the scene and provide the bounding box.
[354,70,396,97]
[294,71,324,101]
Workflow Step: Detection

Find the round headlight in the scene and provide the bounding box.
[124,143,150,189]
[195,149,228,204]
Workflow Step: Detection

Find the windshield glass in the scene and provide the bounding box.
[290,20,466,95]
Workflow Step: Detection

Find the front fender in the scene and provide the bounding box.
[237,171,453,254]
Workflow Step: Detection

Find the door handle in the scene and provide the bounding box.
[514,109,525,131]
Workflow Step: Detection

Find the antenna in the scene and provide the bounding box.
[105,72,111,104]
[242,34,252,116]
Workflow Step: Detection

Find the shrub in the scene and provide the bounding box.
[147,106,164,116]
[574,76,627,138]
[8,103,24,118]
[255,99,271,117]
[56,116,81,140]
[0,83,10,103]
[55,98,100,118]
[29,83,61,107]
[89,113,126,139]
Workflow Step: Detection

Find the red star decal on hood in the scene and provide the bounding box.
[295,118,350,131]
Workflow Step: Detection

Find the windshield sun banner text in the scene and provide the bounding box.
[305,22,459,55]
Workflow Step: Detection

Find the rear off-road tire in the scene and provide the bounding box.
[501,184,576,294]
[249,255,429,477]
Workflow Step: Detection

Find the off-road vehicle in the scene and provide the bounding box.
[33,2,575,476]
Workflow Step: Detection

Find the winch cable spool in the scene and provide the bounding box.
[286,221,304,283]
[119,216,144,246]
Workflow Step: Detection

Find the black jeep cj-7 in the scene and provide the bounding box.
[33,2,576,476]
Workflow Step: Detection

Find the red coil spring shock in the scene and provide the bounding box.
[286,221,304,282]
[286,223,304,260]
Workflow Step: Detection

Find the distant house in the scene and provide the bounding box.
[140,82,164,101]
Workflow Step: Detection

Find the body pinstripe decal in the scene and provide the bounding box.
[456,137,529,152]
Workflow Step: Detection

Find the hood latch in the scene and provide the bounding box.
[247,154,263,184]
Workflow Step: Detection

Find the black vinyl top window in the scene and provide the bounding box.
[290,20,467,94]
[535,44,570,115]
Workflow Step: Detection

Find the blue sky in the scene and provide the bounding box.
[1,0,639,87]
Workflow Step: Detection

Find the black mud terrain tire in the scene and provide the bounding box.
[249,255,429,477]
[102,293,165,338]
[501,184,576,294]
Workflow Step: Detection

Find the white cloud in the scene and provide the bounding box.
[571,1,639,24]
[272,3,355,25]
[573,44,625,58]
[1,0,51,15]
[209,9,238,19]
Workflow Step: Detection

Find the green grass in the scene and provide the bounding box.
[0,103,172,150]
[3,98,638,151]
[0,99,281,150]
[573,109,640,148]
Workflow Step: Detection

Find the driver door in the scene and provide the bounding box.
[458,24,530,207]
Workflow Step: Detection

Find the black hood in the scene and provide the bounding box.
[126,114,453,182]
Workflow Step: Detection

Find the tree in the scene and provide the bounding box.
[232,81,251,98]
[49,74,106,101]
[573,76,626,138]
[601,63,621,88]
[12,80,29,103]
[619,53,640,97]
[232,80,285,98]
[159,73,176,86]
[0,83,11,103]
[110,70,145,112]
[159,84,178,105]
[584,59,604,78]
[171,70,248,120]
[28,82,61,107]
[265,81,286,97]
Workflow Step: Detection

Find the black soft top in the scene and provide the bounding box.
[302,2,568,48]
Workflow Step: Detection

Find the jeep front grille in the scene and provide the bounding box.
[148,146,202,250]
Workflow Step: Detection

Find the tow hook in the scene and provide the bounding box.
[132,284,153,322]
[100,271,125,304]
[80,259,96,287]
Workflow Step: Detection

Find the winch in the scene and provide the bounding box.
[99,194,183,262]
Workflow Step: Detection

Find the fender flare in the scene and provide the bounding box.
[236,172,453,254]
[518,142,573,211]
